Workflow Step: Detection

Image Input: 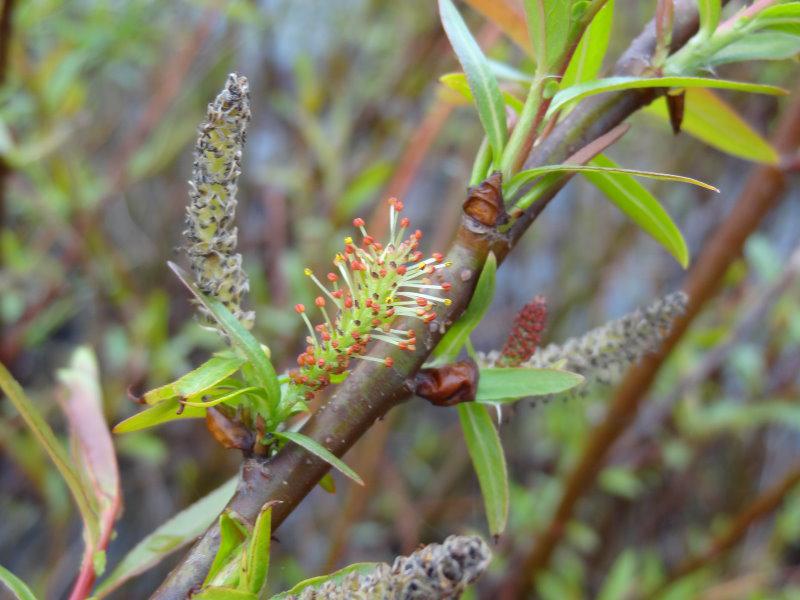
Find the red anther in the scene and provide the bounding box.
[399,341,408,350]
[351,331,361,340]
[432,252,444,262]
[372,242,383,251]
[442,282,452,291]
[346,346,354,355]
[363,235,374,245]
[317,358,326,367]
[353,217,365,227]
[331,339,339,348]
[294,303,305,313]
[322,332,331,341]
[379,268,387,277]
[425,266,435,275]
[408,344,416,351]
[333,289,344,298]
[305,391,316,400]
[424,312,436,323]
[413,229,423,240]
[396,265,407,275]
[407,329,415,337]
[395,200,404,211]
[416,308,426,316]
[400,217,410,228]
[385,308,395,317]
[315,296,326,307]
[384,357,394,368]
[351,261,366,271]
[344,296,353,308]
[345,244,355,254]
[416,298,428,307]
[306,345,315,354]
[411,251,423,262]
[388,197,398,207]
[297,355,306,367]
[327,272,338,282]
[372,318,381,327]
[364,298,373,308]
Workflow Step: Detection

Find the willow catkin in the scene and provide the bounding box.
[184,73,254,332]
[287,535,491,600]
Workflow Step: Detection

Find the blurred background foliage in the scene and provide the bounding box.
[0,0,799,598]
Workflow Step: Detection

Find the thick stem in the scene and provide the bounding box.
[152,1,714,597]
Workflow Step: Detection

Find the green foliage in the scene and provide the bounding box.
[696,0,722,39]
[475,367,583,402]
[0,565,37,600]
[273,431,364,486]
[561,0,615,89]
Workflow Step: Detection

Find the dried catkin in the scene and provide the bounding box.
[287,535,491,599]
[184,73,254,332]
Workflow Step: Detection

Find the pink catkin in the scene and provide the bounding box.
[499,296,547,367]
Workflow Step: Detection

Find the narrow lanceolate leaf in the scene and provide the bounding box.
[697,0,721,37]
[94,478,238,598]
[204,510,248,586]
[561,0,615,90]
[140,355,246,405]
[192,587,256,600]
[242,503,276,594]
[458,403,509,537]
[644,88,779,164]
[439,73,524,114]
[583,154,690,268]
[548,76,787,117]
[476,368,583,402]
[0,361,99,542]
[524,0,572,72]
[433,252,497,362]
[508,162,718,199]
[709,32,800,66]
[0,565,37,600]
[274,431,364,486]
[439,0,508,163]
[113,398,206,434]
[169,261,280,404]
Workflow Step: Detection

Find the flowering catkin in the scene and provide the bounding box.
[286,535,491,600]
[184,73,254,331]
[497,296,547,367]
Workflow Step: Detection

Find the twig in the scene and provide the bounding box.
[151,2,717,597]
[508,87,800,599]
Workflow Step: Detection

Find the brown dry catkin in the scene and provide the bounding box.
[184,73,254,332]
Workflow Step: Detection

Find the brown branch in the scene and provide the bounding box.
[508,86,800,599]
[650,463,800,597]
[151,2,715,597]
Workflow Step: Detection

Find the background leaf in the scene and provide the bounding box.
[113,398,206,434]
[697,0,721,38]
[439,0,508,164]
[582,154,690,268]
[242,503,275,594]
[94,478,238,598]
[561,0,615,89]
[0,565,37,600]
[458,402,509,536]
[274,431,364,486]
[643,88,779,164]
[476,367,583,402]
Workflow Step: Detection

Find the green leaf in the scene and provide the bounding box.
[524,0,575,72]
[710,32,800,65]
[241,503,275,594]
[433,252,497,362]
[169,262,280,405]
[697,0,721,37]
[191,587,256,600]
[581,154,690,268]
[599,466,644,499]
[0,361,99,542]
[458,403,509,536]
[318,473,337,494]
[548,75,787,117]
[0,565,37,600]
[273,431,364,486]
[476,368,583,402]
[439,73,524,114]
[561,0,614,89]
[270,563,381,599]
[597,550,638,600]
[334,161,393,220]
[141,355,247,405]
[113,397,206,434]
[94,478,238,598]
[205,511,248,586]
[753,3,800,36]
[439,0,508,164]
[643,88,779,165]
[508,161,718,199]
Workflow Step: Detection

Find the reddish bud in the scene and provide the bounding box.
[353,217,365,227]
[295,303,306,313]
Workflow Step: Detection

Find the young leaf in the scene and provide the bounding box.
[318,473,337,494]
[597,550,638,600]
[141,355,247,405]
[204,510,249,586]
[169,262,280,404]
[508,162,718,199]
[458,402,509,536]
[94,478,238,598]
[524,0,572,72]
[581,154,691,268]
[192,587,256,600]
[274,431,364,486]
[0,361,99,542]
[548,76,787,117]
[439,0,508,164]
[697,0,721,37]
[440,73,525,114]
[270,563,382,599]
[643,88,779,164]
[241,503,276,594]
[432,252,497,362]
[709,32,800,66]
[113,398,206,434]
[561,0,615,89]
[0,565,37,600]
[476,367,583,402]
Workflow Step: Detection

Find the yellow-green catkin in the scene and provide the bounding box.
[184,73,254,331]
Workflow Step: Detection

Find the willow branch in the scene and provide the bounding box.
[152,2,711,597]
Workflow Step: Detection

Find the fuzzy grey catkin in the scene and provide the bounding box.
[184,73,254,331]
[482,291,688,387]
[286,535,491,600]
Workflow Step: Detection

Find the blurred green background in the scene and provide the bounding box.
[1,1,799,598]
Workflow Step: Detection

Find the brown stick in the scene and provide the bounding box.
[508,88,800,598]
[151,2,713,597]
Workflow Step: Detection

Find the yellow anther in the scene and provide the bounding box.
[445,261,453,267]
[444,299,452,306]
[417,263,426,270]
[385,296,394,303]
[344,236,353,245]
[304,267,313,276]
